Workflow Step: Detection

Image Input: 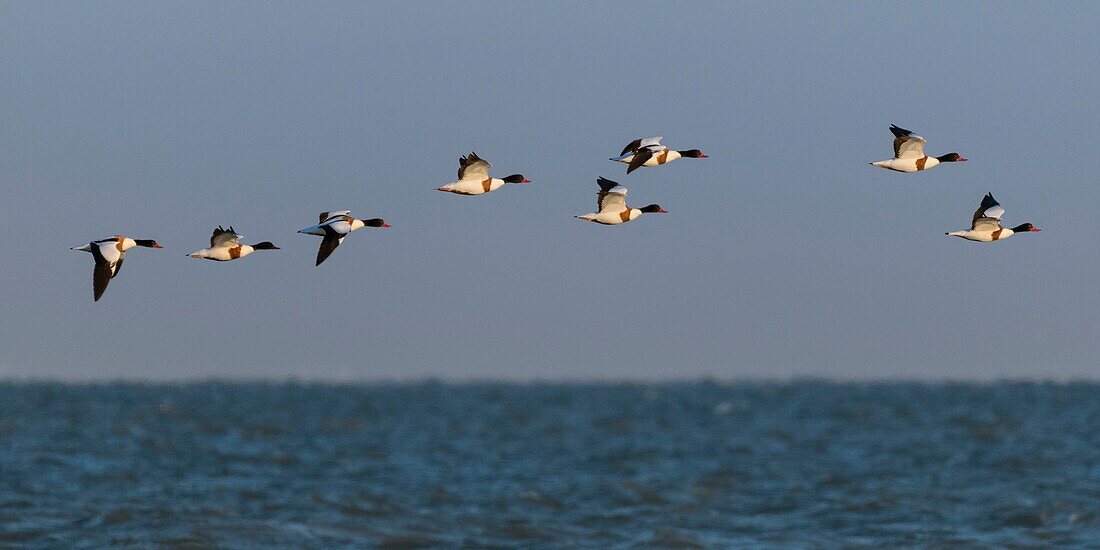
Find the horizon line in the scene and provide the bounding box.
[2,375,1098,386]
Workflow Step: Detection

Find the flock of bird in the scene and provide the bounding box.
[70,125,1039,301]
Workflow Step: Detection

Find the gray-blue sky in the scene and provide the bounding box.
[1,2,1097,380]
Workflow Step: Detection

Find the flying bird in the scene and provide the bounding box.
[70,235,163,301]
[187,226,279,261]
[947,193,1040,242]
[436,152,531,195]
[870,124,966,173]
[298,211,389,266]
[575,177,667,225]
[610,136,707,174]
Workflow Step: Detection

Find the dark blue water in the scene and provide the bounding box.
[2,382,1100,547]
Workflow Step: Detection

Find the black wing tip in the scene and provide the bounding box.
[620,138,643,156]
[889,124,912,137]
[460,151,482,166]
[93,281,107,301]
[316,234,340,266]
[596,177,622,192]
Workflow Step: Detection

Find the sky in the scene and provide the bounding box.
[1,2,1097,381]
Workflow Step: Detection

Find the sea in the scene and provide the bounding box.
[2,381,1099,548]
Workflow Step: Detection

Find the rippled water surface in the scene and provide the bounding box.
[3,382,1100,547]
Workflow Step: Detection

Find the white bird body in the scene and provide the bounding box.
[187,226,279,261]
[72,237,136,260]
[575,177,665,226]
[70,235,162,301]
[946,228,1017,242]
[437,178,507,196]
[188,243,258,261]
[577,208,642,225]
[298,213,366,237]
[298,211,389,266]
[870,156,940,173]
[612,136,706,174]
[947,193,1038,243]
[437,152,529,195]
[612,149,682,168]
[871,124,965,173]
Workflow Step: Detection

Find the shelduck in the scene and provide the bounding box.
[575,177,667,225]
[70,235,163,301]
[870,124,966,173]
[298,211,389,266]
[187,226,279,261]
[947,193,1040,242]
[436,152,530,195]
[610,136,707,174]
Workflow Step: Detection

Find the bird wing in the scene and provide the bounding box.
[626,147,656,174]
[619,138,643,156]
[596,177,628,212]
[458,152,492,180]
[971,193,1005,230]
[619,136,663,156]
[319,211,351,224]
[972,218,1003,232]
[90,243,123,302]
[596,176,622,193]
[92,257,113,301]
[890,125,927,159]
[209,226,240,247]
[316,233,343,266]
